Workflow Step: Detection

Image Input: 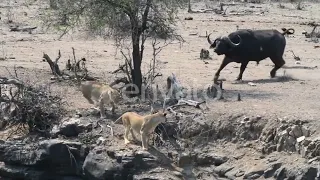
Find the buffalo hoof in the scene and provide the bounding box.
[231,79,243,84]
[270,71,276,78]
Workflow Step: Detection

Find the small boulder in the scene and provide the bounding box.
[195,152,228,166]
[82,146,160,180]
[213,164,234,177]
[263,162,282,178]
[51,117,93,137]
[243,163,267,179]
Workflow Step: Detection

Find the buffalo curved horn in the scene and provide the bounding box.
[207,33,213,45]
[223,35,242,47]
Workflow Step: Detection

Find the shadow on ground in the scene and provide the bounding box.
[282,65,318,70]
[232,76,299,84]
[223,89,280,100]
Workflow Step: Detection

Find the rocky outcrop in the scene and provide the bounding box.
[82,146,162,180]
[259,121,320,160]
[51,117,93,137]
[0,138,184,180]
[0,139,88,180]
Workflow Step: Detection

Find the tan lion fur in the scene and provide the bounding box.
[80,81,122,119]
[114,111,167,150]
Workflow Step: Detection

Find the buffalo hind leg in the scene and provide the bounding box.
[236,61,249,81]
[270,57,285,78]
[214,56,231,84]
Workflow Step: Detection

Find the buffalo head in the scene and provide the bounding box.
[207,34,242,55]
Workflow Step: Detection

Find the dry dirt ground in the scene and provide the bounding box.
[0,0,320,178]
[1,1,320,123]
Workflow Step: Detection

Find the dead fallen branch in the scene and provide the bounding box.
[42,48,95,83]
[9,26,37,34]
[43,51,62,76]
[302,25,320,38]
[0,76,66,136]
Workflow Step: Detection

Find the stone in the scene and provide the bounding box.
[287,166,318,180]
[297,136,305,143]
[213,164,234,177]
[243,163,267,179]
[50,117,93,137]
[273,167,286,180]
[82,146,159,180]
[300,146,307,157]
[301,127,310,137]
[195,152,228,166]
[96,137,106,146]
[263,162,282,178]
[276,136,285,152]
[279,130,288,136]
[178,152,193,167]
[308,156,320,164]
[302,139,311,146]
[290,125,302,138]
[225,168,244,179]
[243,117,250,121]
[286,136,296,147]
[0,139,87,179]
[133,167,182,180]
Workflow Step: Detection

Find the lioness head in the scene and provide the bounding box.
[111,88,122,102]
[152,111,167,123]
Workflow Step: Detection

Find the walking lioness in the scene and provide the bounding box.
[80,81,122,119]
[114,111,167,150]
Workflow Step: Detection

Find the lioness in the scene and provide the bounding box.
[114,111,167,150]
[80,81,122,119]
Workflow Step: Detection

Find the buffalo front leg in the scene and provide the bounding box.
[236,61,249,81]
[214,56,231,84]
[270,57,285,78]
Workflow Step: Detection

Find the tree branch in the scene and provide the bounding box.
[141,0,152,33]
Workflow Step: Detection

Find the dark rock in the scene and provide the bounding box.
[0,140,88,179]
[0,139,86,167]
[82,147,159,180]
[286,166,318,180]
[225,169,245,179]
[243,163,267,179]
[0,139,87,179]
[177,152,194,167]
[0,162,44,180]
[273,167,286,180]
[133,167,182,180]
[264,162,282,178]
[51,117,93,137]
[195,152,228,166]
[296,166,318,180]
[213,164,234,177]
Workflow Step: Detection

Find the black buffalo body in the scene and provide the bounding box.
[207,28,295,84]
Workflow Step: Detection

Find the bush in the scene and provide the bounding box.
[0,78,66,134]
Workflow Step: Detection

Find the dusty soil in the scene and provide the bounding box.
[0,0,320,179]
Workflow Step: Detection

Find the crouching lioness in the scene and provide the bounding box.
[80,81,122,119]
[114,111,167,150]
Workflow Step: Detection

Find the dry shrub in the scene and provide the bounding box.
[0,79,66,134]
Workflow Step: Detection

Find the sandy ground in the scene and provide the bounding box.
[1,1,320,127]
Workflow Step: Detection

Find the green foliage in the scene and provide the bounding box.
[42,0,188,40]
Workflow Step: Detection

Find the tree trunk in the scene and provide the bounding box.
[131,24,142,96]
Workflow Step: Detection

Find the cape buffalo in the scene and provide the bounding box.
[207,28,295,84]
